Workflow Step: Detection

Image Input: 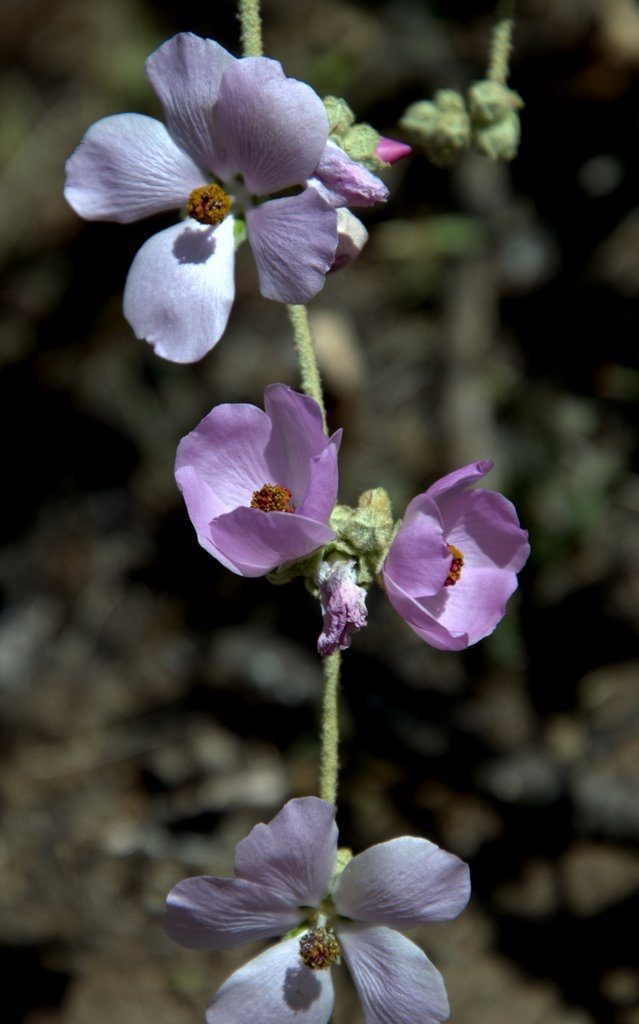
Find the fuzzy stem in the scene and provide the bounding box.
[319,652,340,805]
[487,0,515,84]
[287,305,328,432]
[238,0,263,57]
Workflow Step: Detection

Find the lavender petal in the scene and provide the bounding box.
[247,191,337,303]
[333,836,470,927]
[122,215,235,363]
[64,113,203,223]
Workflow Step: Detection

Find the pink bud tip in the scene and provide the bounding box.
[376,137,412,164]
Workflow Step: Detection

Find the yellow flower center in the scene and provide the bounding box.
[444,544,464,586]
[250,483,296,513]
[299,927,341,970]
[186,184,233,225]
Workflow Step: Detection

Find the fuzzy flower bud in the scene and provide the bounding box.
[400,90,470,167]
[324,95,356,136]
[468,80,523,161]
[329,487,396,582]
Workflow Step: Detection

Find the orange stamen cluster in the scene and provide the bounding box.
[186,184,232,225]
[444,544,464,586]
[250,483,296,513]
[299,927,341,971]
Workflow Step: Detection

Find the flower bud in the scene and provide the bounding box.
[400,90,470,168]
[468,80,523,161]
[341,123,383,171]
[323,95,356,136]
[328,488,396,580]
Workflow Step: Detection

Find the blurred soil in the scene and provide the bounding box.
[0,1,638,1022]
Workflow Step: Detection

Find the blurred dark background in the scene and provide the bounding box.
[1,0,638,1022]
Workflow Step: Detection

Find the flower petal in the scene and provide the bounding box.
[333,836,470,928]
[312,141,389,208]
[122,214,235,362]
[338,925,450,1024]
[175,401,272,512]
[437,489,530,574]
[383,573,468,652]
[247,191,338,303]
[297,443,341,523]
[317,560,368,657]
[263,384,339,517]
[264,385,326,469]
[376,137,412,164]
[234,797,338,906]
[64,114,203,223]
[412,563,523,648]
[206,939,334,1024]
[382,496,450,600]
[145,32,235,175]
[425,459,494,500]
[214,57,328,194]
[173,465,248,572]
[164,876,305,950]
[208,507,335,577]
[331,209,368,270]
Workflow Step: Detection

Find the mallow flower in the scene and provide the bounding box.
[165,796,470,1024]
[175,384,340,577]
[64,32,389,363]
[382,460,529,651]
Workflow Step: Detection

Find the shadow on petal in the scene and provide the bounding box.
[283,965,323,1011]
[422,588,449,617]
[173,225,217,264]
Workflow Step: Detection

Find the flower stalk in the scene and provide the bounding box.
[319,651,341,804]
[238,0,263,57]
[487,0,515,85]
[287,304,328,432]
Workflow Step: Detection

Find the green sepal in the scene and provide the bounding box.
[266,549,323,586]
[323,95,356,136]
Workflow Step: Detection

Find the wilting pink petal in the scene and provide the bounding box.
[317,561,368,656]
[312,141,389,207]
[332,209,368,270]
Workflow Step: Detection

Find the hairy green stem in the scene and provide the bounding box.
[487,0,515,84]
[319,652,341,805]
[287,305,328,432]
[238,0,263,57]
